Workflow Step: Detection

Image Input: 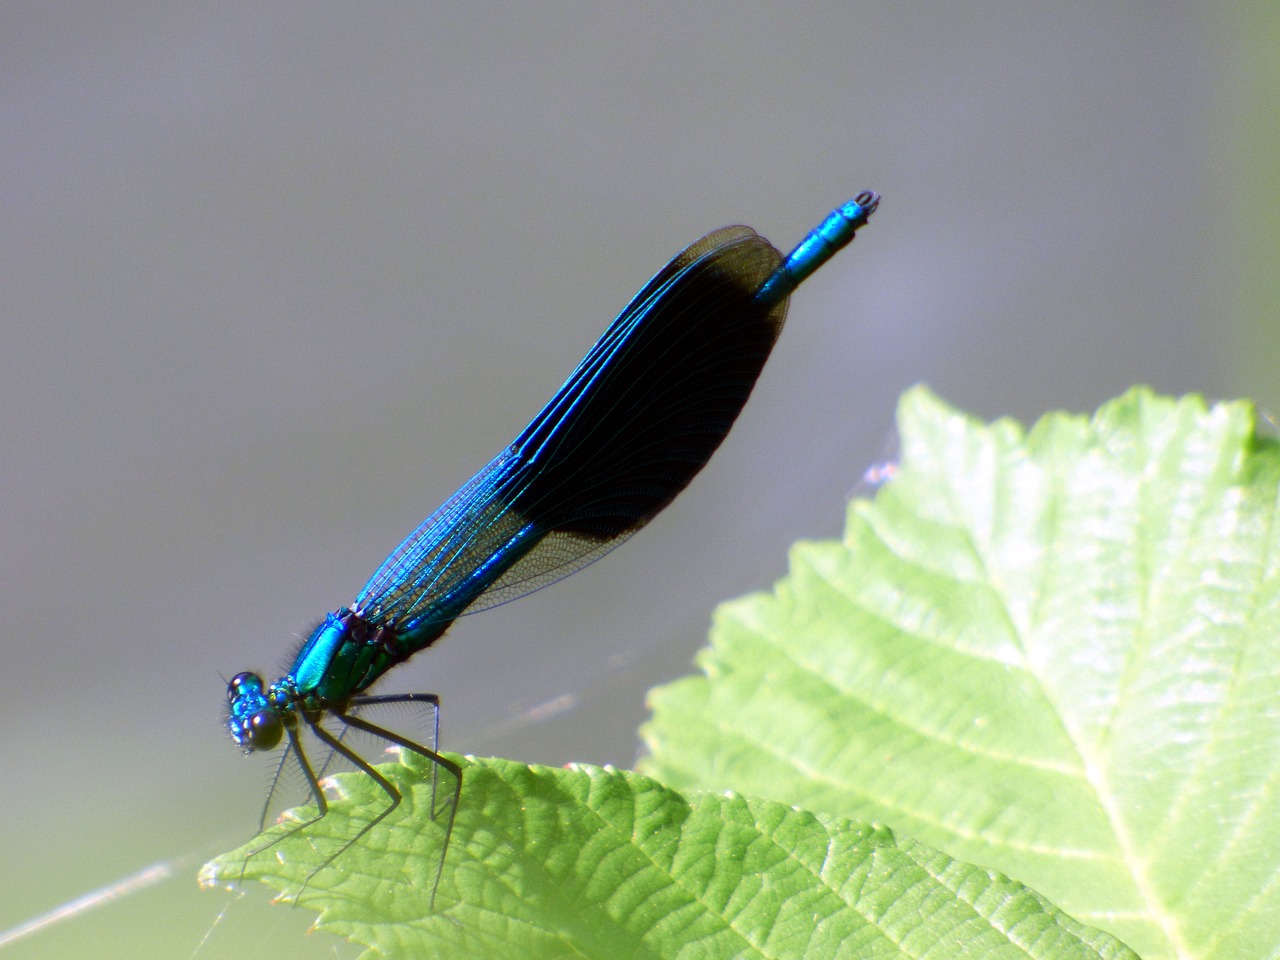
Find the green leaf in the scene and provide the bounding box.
[641,386,1280,960]
[203,753,1136,959]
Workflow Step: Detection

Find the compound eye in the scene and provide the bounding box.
[227,672,264,703]
[246,709,284,752]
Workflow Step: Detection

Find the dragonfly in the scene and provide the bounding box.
[226,191,880,900]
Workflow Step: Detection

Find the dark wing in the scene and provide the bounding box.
[354,225,787,637]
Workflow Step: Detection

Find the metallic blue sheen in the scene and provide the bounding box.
[754,192,879,305]
[291,613,349,694]
[223,193,879,892]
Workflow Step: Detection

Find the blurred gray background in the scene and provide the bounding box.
[2,4,1274,958]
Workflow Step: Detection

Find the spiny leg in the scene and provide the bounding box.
[295,718,406,900]
[349,692,442,813]
[335,704,462,910]
[312,721,353,782]
[258,734,294,833]
[240,725,330,884]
